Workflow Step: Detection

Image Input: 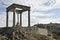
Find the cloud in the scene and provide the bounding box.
[0,0,60,27]
[53,0,60,8]
[0,0,56,11]
[0,12,6,27]
[43,0,56,6]
[31,12,55,17]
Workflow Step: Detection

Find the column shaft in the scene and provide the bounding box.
[17,14,19,23]
[20,13,22,26]
[6,11,8,27]
[28,10,30,27]
[13,10,15,27]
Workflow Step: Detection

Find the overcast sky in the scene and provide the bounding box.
[0,0,60,27]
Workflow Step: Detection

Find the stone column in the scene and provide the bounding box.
[28,10,30,27]
[13,10,15,27]
[17,14,19,24]
[6,11,8,27]
[20,12,22,26]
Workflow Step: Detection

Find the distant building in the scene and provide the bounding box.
[34,23,60,39]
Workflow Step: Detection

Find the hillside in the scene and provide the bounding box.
[0,34,50,40]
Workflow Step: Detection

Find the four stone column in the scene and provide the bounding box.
[6,10,30,27]
[28,10,30,27]
[17,14,19,24]
[6,11,8,27]
[20,12,22,26]
[13,10,15,27]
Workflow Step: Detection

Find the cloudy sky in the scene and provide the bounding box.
[0,0,60,27]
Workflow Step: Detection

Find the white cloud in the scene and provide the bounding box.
[0,0,57,11]
[0,0,60,27]
[31,12,55,17]
[30,12,55,26]
[53,0,60,8]
[0,12,6,27]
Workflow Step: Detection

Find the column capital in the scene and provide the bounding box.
[28,9,30,11]
[20,11,23,14]
[6,10,9,12]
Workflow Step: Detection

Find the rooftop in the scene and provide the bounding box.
[6,4,30,12]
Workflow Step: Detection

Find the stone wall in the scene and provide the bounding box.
[37,28,48,35]
[27,26,48,36]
